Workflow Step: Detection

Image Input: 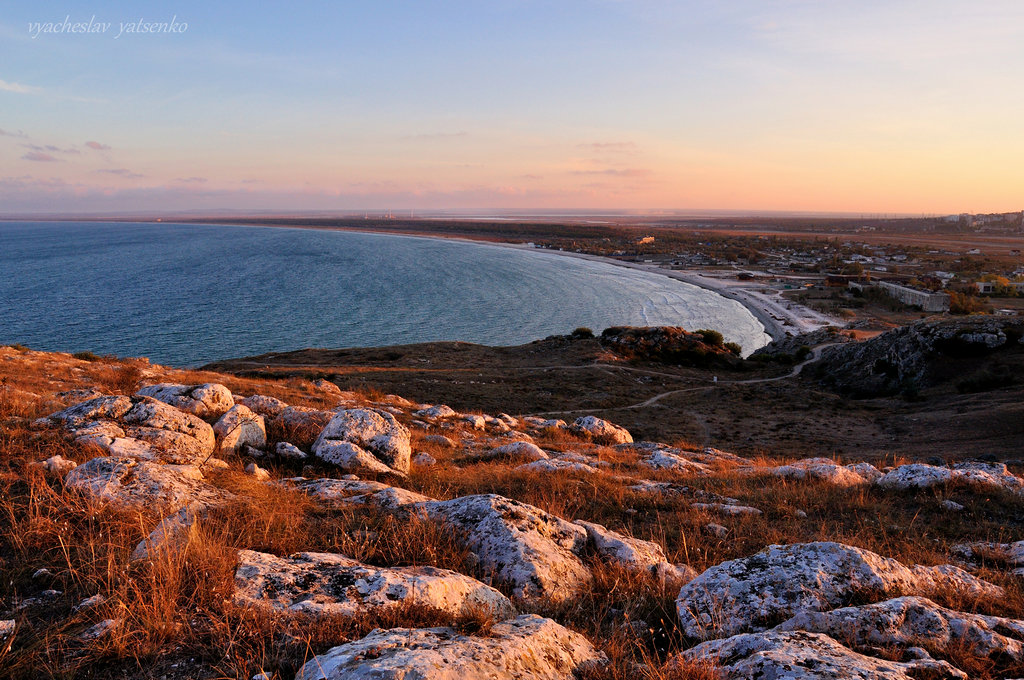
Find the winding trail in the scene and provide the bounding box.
[529,343,837,416]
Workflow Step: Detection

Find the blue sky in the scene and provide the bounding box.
[2,1,1023,214]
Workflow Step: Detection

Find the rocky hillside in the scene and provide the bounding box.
[811,317,1024,397]
[1,346,1023,679]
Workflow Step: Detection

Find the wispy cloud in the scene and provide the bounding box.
[578,141,638,153]
[0,78,40,94]
[24,143,79,155]
[85,140,111,151]
[570,167,652,178]
[96,168,145,179]
[22,151,59,162]
[175,176,208,183]
[0,128,28,138]
[401,131,469,140]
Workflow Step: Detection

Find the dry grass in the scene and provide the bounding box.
[3,347,1024,678]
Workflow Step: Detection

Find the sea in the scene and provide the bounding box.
[0,221,770,366]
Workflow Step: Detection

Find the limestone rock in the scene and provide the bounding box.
[64,456,231,514]
[516,459,598,475]
[135,383,235,418]
[488,440,548,462]
[461,414,486,430]
[233,549,513,620]
[779,596,1024,662]
[676,541,1003,639]
[877,461,1024,494]
[315,440,396,475]
[275,442,307,461]
[284,477,432,509]
[123,398,216,452]
[414,404,458,419]
[295,614,603,680]
[313,408,411,474]
[237,394,289,418]
[214,405,267,454]
[680,630,967,680]
[412,452,436,467]
[38,395,133,428]
[572,415,632,445]
[770,458,882,487]
[34,455,78,475]
[575,520,671,577]
[639,449,712,475]
[418,494,591,602]
[245,462,270,481]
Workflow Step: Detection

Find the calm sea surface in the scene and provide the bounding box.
[0,222,770,365]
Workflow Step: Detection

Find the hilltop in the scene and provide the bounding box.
[1,320,1023,679]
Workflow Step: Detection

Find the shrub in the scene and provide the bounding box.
[73,351,102,361]
[724,342,742,356]
[694,329,724,347]
[571,327,595,339]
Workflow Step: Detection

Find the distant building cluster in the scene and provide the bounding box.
[850,280,951,312]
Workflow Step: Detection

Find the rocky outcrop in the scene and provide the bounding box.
[778,596,1024,661]
[952,540,1024,575]
[135,383,235,418]
[284,477,432,509]
[123,398,216,452]
[679,630,967,680]
[313,409,411,475]
[414,404,458,419]
[770,458,882,487]
[236,394,288,418]
[295,614,603,680]
[233,550,514,620]
[213,404,266,454]
[516,458,598,475]
[676,542,1002,639]
[877,461,1024,494]
[574,520,690,582]
[487,441,548,462]
[571,416,632,445]
[418,494,591,603]
[811,317,1024,397]
[38,395,133,428]
[64,457,231,514]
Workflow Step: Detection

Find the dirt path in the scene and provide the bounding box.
[529,344,835,416]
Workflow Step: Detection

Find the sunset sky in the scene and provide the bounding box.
[2,1,1023,215]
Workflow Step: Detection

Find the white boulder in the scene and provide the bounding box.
[135,383,235,418]
[313,408,411,474]
[572,416,632,444]
[676,541,1003,639]
[214,404,267,454]
[679,630,966,679]
[295,614,603,680]
[233,549,514,620]
[418,494,591,603]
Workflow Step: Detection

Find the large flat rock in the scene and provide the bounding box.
[296,614,603,680]
[676,541,1002,639]
[233,550,514,620]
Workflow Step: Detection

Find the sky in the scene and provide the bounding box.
[2,0,1023,215]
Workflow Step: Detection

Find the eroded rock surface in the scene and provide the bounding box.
[64,456,231,514]
[313,408,411,474]
[234,550,513,620]
[284,477,432,509]
[877,461,1024,494]
[680,630,967,680]
[213,404,266,454]
[771,458,882,487]
[572,416,632,445]
[135,383,235,418]
[418,494,591,602]
[676,541,1002,638]
[295,614,603,680]
[779,596,1024,662]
